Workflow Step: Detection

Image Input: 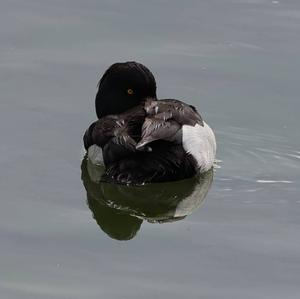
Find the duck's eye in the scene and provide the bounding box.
[127,89,134,95]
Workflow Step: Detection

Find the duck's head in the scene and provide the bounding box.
[95,61,157,118]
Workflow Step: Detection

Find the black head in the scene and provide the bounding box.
[95,61,157,118]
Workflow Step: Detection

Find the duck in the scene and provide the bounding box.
[83,61,216,185]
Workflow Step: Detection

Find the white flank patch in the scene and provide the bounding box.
[182,122,217,172]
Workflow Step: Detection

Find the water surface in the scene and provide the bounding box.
[1,0,300,298]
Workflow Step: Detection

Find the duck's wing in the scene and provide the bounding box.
[83,121,97,150]
[145,99,204,127]
[159,99,204,127]
[136,99,203,149]
[84,116,137,152]
[136,116,180,149]
[84,104,147,165]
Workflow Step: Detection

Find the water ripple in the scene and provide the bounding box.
[215,126,300,193]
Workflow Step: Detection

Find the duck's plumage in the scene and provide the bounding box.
[84,61,216,185]
[144,98,204,126]
[136,99,204,150]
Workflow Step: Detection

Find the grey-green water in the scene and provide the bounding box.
[1,0,300,298]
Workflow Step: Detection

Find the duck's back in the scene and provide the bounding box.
[84,99,216,185]
[85,126,198,185]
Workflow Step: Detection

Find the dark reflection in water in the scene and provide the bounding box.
[81,156,213,240]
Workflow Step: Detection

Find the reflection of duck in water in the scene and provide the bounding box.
[81,157,213,241]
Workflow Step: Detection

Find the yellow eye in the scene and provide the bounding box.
[127,89,134,95]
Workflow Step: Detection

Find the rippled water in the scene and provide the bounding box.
[1,0,300,298]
